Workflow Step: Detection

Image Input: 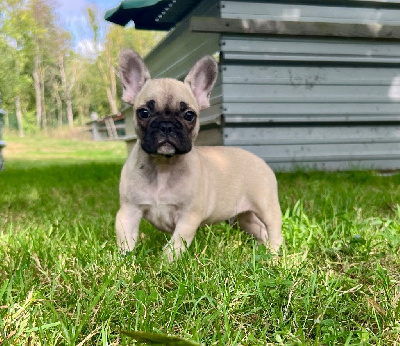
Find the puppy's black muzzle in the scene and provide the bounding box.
[141,119,192,156]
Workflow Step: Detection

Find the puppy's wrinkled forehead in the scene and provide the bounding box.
[135,78,198,111]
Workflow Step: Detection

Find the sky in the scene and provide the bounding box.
[56,0,122,54]
[57,0,119,20]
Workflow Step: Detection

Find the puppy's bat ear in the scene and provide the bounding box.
[184,56,218,110]
[119,49,150,105]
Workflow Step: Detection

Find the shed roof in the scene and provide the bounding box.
[104,0,199,30]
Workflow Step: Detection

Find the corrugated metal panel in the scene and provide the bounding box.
[224,125,400,170]
[221,36,400,64]
[223,102,400,122]
[221,64,400,123]
[222,65,400,86]
[220,1,400,24]
[224,125,400,145]
[266,159,400,171]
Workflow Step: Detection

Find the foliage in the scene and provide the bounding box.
[0,136,399,344]
[0,0,163,133]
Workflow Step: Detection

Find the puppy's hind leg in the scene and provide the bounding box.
[115,205,142,254]
[249,199,283,253]
[257,206,283,253]
[237,211,268,244]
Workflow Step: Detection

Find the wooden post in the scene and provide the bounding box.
[105,116,119,140]
[90,112,101,141]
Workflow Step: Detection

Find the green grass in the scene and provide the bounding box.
[3,134,127,168]
[1,134,400,345]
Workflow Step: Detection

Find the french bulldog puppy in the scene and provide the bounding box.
[116,49,282,261]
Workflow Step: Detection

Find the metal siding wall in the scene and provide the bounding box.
[220,48,400,121]
[224,126,400,170]
[220,1,400,24]
[219,1,400,170]
[221,36,400,64]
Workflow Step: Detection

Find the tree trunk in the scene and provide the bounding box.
[78,103,89,126]
[57,97,63,127]
[15,95,24,137]
[40,70,47,133]
[106,86,118,114]
[33,47,42,129]
[109,63,118,113]
[54,83,63,127]
[66,97,73,128]
[59,53,74,128]
[4,110,9,130]
[98,58,118,114]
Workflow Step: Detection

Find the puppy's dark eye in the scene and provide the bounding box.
[137,108,150,119]
[183,111,196,122]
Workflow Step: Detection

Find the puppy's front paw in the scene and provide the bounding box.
[163,247,179,262]
[268,237,283,255]
[163,249,174,263]
[163,240,188,262]
[117,238,136,256]
[118,249,133,258]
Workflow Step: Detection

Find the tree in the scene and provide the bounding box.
[87,6,118,114]
[0,0,35,136]
[27,0,59,130]
[0,1,164,133]
[86,5,164,115]
[55,29,75,128]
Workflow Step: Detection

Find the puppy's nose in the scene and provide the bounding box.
[159,122,174,135]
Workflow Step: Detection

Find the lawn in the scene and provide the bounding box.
[1,134,399,345]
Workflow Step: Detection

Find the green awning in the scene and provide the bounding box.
[104,0,199,30]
